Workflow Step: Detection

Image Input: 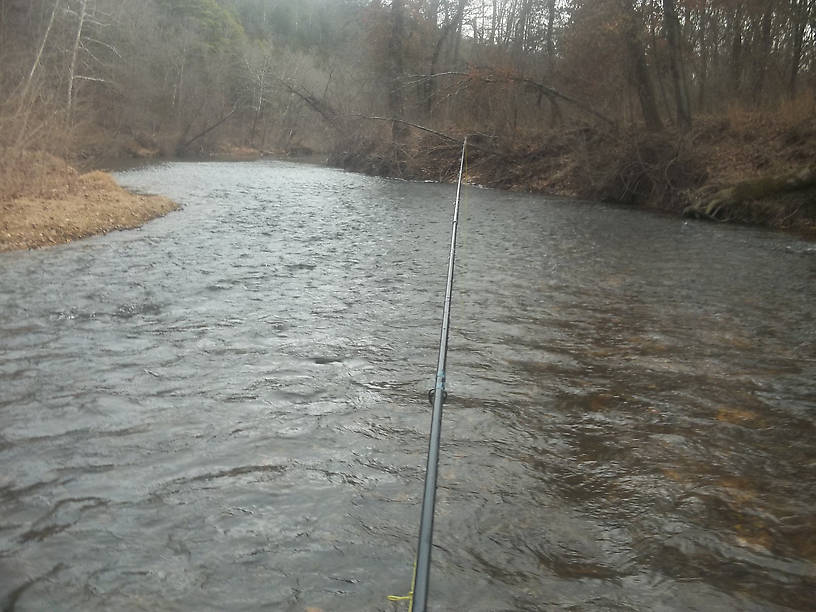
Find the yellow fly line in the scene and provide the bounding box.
[386,561,416,607]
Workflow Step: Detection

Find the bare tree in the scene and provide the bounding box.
[66,0,88,118]
[663,0,691,128]
[425,0,468,115]
[789,0,810,97]
[18,0,60,107]
[621,0,663,131]
[388,0,407,143]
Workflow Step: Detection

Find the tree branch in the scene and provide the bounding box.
[348,114,498,154]
[74,75,111,83]
[276,78,340,127]
[178,104,238,152]
[408,70,617,127]
[84,36,122,59]
[273,80,498,154]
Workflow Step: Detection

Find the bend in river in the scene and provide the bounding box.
[1,160,815,611]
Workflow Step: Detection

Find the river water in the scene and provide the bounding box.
[1,160,814,611]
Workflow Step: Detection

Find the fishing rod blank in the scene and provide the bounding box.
[411,137,467,612]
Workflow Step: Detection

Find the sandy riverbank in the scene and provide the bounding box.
[0,161,177,252]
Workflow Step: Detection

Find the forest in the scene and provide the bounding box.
[1,0,815,233]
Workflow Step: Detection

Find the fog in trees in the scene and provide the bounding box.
[1,0,814,162]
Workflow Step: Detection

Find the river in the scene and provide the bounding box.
[1,160,814,611]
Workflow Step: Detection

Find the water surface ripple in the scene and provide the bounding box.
[1,160,814,611]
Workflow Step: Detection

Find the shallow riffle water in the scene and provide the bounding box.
[1,160,815,611]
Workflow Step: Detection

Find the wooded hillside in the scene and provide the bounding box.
[2,0,815,229]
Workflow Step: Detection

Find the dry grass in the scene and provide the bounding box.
[703,106,816,183]
[0,159,177,252]
[329,99,816,235]
[0,149,79,201]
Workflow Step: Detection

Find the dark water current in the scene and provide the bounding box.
[1,160,815,611]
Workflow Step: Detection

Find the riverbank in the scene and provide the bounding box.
[328,111,816,237]
[0,153,177,252]
[3,108,813,253]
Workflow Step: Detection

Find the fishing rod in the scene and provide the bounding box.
[411,136,468,612]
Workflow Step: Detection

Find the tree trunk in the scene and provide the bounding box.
[250,68,265,147]
[513,0,533,56]
[502,0,514,46]
[426,35,446,115]
[450,0,468,65]
[425,0,468,115]
[173,54,185,115]
[67,0,88,119]
[663,0,691,129]
[650,14,673,120]
[622,1,663,131]
[546,0,556,73]
[750,7,773,104]
[178,105,238,154]
[19,0,60,106]
[11,0,61,148]
[697,0,709,111]
[388,0,407,144]
[427,0,439,24]
[490,0,498,44]
[729,5,744,95]
[655,57,674,123]
[789,0,807,98]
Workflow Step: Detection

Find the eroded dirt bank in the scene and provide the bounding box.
[328,113,816,237]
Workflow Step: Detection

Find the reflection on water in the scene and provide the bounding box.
[1,160,814,611]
